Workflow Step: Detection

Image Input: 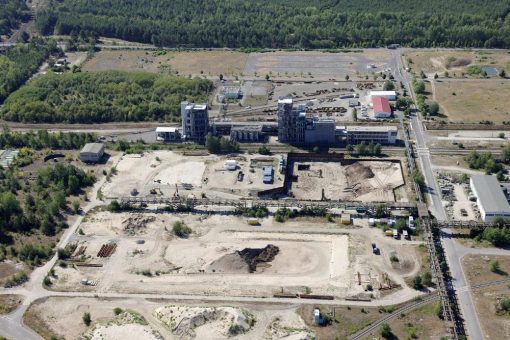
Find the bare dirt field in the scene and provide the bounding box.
[435,80,510,123]
[290,160,406,202]
[244,50,392,80]
[101,151,284,199]
[404,50,510,76]
[51,212,422,302]
[462,255,510,340]
[25,296,313,340]
[83,50,249,77]
[0,294,22,314]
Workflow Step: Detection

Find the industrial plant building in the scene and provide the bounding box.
[277,97,335,145]
[470,175,510,223]
[181,101,209,143]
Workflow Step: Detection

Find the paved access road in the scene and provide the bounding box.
[392,49,485,339]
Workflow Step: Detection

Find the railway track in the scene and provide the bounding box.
[349,293,440,340]
[350,277,510,340]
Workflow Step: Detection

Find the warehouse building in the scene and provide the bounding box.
[181,101,209,144]
[372,96,392,118]
[470,175,510,222]
[80,143,104,163]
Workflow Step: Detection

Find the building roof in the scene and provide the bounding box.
[471,175,510,213]
[81,143,104,154]
[278,98,293,104]
[372,96,391,113]
[156,127,178,133]
[346,125,398,132]
[369,90,397,97]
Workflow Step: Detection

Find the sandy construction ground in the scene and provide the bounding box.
[290,160,405,202]
[102,151,284,199]
[25,296,313,340]
[52,212,422,302]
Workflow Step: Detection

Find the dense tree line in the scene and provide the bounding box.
[1,71,212,123]
[36,0,510,48]
[0,0,29,36]
[0,128,97,150]
[0,162,95,249]
[0,39,58,103]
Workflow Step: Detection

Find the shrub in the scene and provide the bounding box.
[113,307,123,315]
[380,323,392,338]
[412,275,423,289]
[500,297,510,312]
[390,255,399,262]
[43,276,52,286]
[83,312,91,326]
[490,260,501,273]
[172,221,192,238]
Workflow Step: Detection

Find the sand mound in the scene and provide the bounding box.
[345,163,374,181]
[265,314,314,340]
[84,310,163,340]
[208,244,280,273]
[154,305,255,339]
[122,215,156,236]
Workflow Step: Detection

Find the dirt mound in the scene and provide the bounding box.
[345,163,374,181]
[207,244,280,273]
[122,215,156,235]
[239,244,279,272]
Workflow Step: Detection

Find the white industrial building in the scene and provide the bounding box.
[368,90,397,101]
[470,175,510,222]
[156,127,181,142]
[341,126,398,144]
[80,143,104,163]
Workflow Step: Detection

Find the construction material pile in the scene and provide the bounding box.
[122,215,156,235]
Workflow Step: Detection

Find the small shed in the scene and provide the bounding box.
[225,160,237,171]
[80,143,104,163]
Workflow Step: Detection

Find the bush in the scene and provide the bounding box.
[422,271,433,286]
[113,307,123,315]
[380,323,392,339]
[390,255,399,262]
[172,221,192,238]
[500,297,510,312]
[258,145,271,155]
[83,312,91,326]
[43,276,52,286]
[412,275,423,289]
[490,260,501,273]
[228,324,244,335]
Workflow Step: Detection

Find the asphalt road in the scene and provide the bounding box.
[393,50,484,339]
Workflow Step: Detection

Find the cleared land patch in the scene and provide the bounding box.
[83,50,249,77]
[405,50,510,75]
[435,80,510,123]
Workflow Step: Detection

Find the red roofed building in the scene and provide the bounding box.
[372,96,392,118]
